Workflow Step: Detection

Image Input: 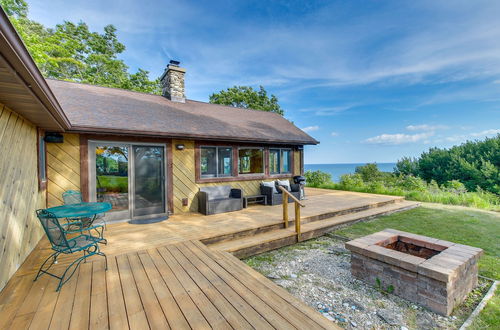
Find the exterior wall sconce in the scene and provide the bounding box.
[175,144,185,150]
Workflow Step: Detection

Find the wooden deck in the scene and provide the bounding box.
[18,188,408,276]
[0,240,337,329]
[0,188,417,329]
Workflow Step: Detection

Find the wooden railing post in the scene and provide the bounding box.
[282,194,288,228]
[295,202,301,241]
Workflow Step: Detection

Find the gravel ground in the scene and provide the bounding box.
[244,234,491,330]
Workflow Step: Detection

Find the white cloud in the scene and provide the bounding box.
[301,125,319,133]
[299,105,355,116]
[406,124,449,131]
[330,132,339,136]
[444,128,499,142]
[364,132,434,145]
[470,129,500,137]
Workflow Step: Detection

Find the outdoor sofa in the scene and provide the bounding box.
[260,180,301,205]
[198,185,243,215]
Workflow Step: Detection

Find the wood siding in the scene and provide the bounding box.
[47,136,303,215]
[172,140,302,213]
[0,103,45,291]
[46,133,80,207]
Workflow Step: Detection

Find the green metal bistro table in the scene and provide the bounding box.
[46,202,112,227]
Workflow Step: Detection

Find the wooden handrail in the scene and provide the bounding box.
[278,186,305,207]
[278,186,305,241]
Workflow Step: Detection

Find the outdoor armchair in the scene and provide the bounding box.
[198,185,243,215]
[35,209,107,291]
[260,181,301,205]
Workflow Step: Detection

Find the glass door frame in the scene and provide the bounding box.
[88,140,168,222]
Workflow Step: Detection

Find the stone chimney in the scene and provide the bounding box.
[160,60,186,102]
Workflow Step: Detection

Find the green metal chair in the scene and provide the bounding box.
[62,190,107,228]
[35,209,107,291]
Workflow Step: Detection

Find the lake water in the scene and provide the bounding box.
[304,163,397,182]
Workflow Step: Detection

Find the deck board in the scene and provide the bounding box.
[0,240,340,329]
[0,188,405,330]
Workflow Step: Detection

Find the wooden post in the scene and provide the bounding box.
[295,202,301,241]
[283,195,288,228]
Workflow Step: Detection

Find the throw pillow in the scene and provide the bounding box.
[276,180,291,192]
[261,181,278,194]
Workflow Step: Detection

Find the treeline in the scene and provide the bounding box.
[1,0,161,94]
[395,135,500,194]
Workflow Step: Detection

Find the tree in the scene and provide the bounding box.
[1,0,27,17]
[395,134,500,194]
[1,0,161,94]
[209,85,284,115]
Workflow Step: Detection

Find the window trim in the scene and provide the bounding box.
[237,147,265,176]
[200,146,234,179]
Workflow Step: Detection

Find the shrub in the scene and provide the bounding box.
[355,163,383,181]
[304,170,332,187]
[395,135,500,194]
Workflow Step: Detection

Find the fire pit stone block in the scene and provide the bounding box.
[345,229,483,315]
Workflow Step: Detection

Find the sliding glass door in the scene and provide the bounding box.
[89,141,167,222]
[133,146,165,216]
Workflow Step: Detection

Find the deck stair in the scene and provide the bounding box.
[207,199,419,258]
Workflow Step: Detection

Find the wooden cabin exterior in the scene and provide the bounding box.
[0,9,316,290]
[46,135,303,214]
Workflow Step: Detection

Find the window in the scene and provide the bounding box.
[269,149,280,174]
[238,148,264,174]
[281,149,291,173]
[38,131,47,186]
[200,146,233,178]
[269,148,291,174]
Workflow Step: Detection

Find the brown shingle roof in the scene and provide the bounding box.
[46,79,318,145]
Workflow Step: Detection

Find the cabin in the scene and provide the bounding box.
[44,70,317,219]
[0,8,420,328]
[0,7,317,290]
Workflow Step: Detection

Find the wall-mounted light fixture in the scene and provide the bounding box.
[44,132,64,143]
[175,144,185,150]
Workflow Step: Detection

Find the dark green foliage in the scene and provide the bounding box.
[1,0,27,17]
[306,165,500,211]
[396,135,500,194]
[1,0,161,94]
[209,85,284,115]
[304,170,332,187]
[355,163,385,181]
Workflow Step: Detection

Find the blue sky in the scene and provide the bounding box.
[26,0,500,164]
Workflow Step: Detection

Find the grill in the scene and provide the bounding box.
[293,176,306,199]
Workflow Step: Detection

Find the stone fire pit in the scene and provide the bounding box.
[345,229,483,315]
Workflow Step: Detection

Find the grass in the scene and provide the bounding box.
[334,204,499,279]
[318,182,500,211]
[469,286,500,330]
[333,204,500,328]
[97,175,127,192]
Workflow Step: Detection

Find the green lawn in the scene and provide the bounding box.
[334,203,500,328]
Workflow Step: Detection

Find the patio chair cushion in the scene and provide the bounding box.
[276,179,291,192]
[200,185,232,200]
[261,181,278,194]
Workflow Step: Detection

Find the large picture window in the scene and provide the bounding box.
[269,148,291,174]
[200,146,233,178]
[238,148,264,174]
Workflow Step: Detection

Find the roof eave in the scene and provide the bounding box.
[68,126,320,145]
[0,9,70,130]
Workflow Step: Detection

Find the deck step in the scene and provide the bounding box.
[208,200,420,258]
[201,196,405,246]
